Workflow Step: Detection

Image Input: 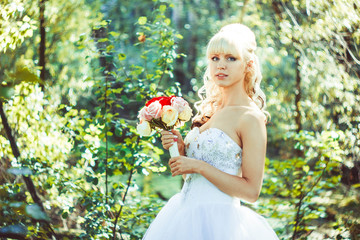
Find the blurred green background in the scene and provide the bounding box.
[0,0,359,239]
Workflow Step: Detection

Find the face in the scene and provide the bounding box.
[208,52,247,89]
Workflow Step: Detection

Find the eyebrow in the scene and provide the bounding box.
[210,53,237,56]
[209,53,240,60]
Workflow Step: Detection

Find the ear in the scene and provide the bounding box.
[246,60,254,72]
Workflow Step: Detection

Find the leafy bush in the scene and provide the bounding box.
[260,130,345,239]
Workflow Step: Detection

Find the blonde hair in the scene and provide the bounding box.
[192,24,268,126]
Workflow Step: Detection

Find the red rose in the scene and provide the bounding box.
[146,96,175,107]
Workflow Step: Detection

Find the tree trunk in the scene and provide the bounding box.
[92,26,117,204]
[213,0,224,20]
[295,55,302,133]
[239,0,249,23]
[39,0,46,87]
[172,0,188,92]
[294,55,304,160]
[186,1,198,89]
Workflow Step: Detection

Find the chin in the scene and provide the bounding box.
[214,81,230,88]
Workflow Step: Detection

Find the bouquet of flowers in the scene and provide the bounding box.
[137,95,193,157]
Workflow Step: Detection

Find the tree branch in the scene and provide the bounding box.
[112,136,140,240]
[112,168,135,240]
[0,100,58,239]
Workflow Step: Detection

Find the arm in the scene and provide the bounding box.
[169,113,267,203]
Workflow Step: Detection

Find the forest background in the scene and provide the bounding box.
[0,0,359,239]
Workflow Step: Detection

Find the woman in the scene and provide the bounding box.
[143,23,279,239]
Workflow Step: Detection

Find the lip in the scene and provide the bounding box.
[215,73,228,79]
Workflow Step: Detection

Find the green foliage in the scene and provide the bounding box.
[2,0,183,239]
[0,82,77,237]
[64,2,184,239]
[260,130,345,238]
[0,182,52,238]
[0,0,37,52]
[0,0,359,239]
[0,61,44,101]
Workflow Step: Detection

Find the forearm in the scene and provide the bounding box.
[196,161,261,203]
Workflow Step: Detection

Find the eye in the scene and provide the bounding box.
[227,56,236,61]
[211,56,220,61]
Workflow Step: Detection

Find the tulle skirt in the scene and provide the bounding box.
[142,192,279,240]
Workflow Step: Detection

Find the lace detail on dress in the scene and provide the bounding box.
[181,127,243,199]
[184,127,242,173]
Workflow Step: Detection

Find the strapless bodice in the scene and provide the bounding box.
[181,127,243,203]
[184,127,242,175]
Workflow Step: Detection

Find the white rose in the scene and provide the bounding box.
[161,106,178,127]
[178,105,193,121]
[137,121,152,136]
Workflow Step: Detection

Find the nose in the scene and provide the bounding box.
[217,59,226,70]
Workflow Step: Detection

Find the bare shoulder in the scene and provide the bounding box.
[237,107,267,150]
[238,107,266,130]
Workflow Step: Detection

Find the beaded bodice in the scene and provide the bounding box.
[184,127,243,175]
[181,127,243,202]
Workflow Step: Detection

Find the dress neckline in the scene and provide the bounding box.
[195,127,242,151]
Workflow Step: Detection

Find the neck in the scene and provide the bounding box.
[219,82,252,108]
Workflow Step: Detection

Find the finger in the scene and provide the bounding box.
[169,161,178,168]
[172,169,180,177]
[163,139,175,146]
[161,130,175,136]
[161,134,178,142]
[162,137,177,143]
[161,131,174,138]
[160,130,171,135]
[171,166,180,173]
[171,129,182,138]
[169,166,176,175]
[169,157,178,165]
[164,142,176,150]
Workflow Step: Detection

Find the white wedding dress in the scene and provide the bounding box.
[143,127,279,240]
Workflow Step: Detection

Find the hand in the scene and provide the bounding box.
[169,156,201,177]
[160,129,185,155]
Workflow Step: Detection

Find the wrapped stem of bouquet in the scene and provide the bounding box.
[137,96,193,157]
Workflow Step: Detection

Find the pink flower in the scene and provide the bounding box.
[171,97,188,113]
[138,101,162,121]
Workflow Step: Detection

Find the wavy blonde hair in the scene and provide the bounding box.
[192,23,269,126]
